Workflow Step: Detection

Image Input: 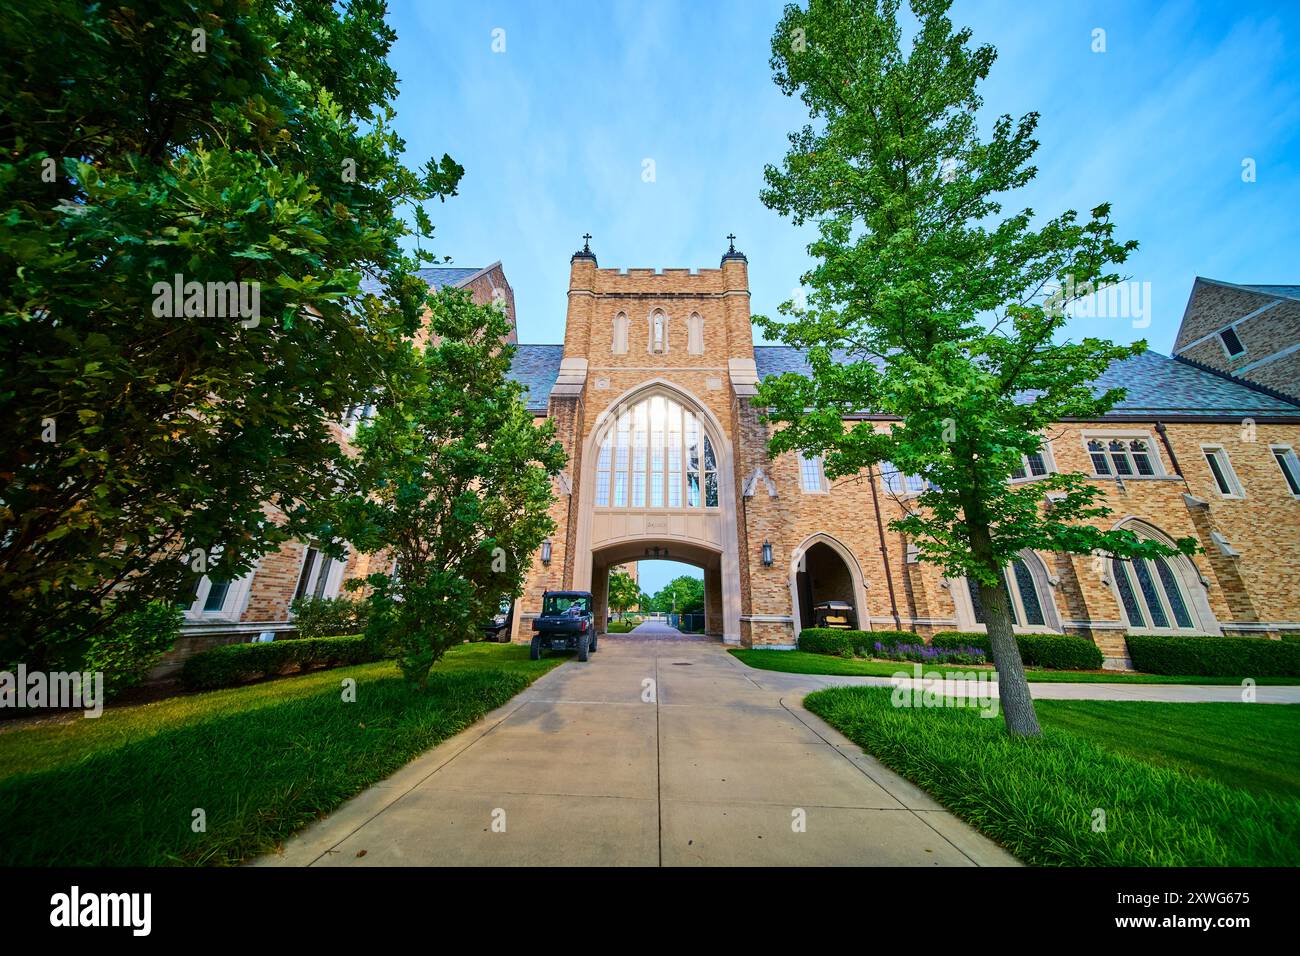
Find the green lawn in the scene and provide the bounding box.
[605,620,636,633]
[806,686,1300,866]
[0,643,563,866]
[1035,699,1300,800]
[729,648,1300,685]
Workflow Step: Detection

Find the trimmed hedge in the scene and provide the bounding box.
[1127,635,1300,678]
[797,628,920,657]
[932,631,1104,671]
[181,634,383,690]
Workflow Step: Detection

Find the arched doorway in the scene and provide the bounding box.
[573,382,741,643]
[789,533,868,638]
[590,544,721,637]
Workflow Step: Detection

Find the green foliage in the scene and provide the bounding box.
[332,288,566,687]
[646,575,705,613]
[797,627,919,656]
[0,0,462,661]
[180,634,382,691]
[1126,635,1300,678]
[755,0,1197,734]
[289,595,369,639]
[932,631,1104,670]
[607,570,641,618]
[806,686,1300,866]
[56,600,182,697]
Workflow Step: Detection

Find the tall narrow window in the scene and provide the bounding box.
[799,453,825,493]
[294,543,344,602]
[1272,446,1300,496]
[612,312,629,355]
[1202,446,1243,498]
[687,313,704,355]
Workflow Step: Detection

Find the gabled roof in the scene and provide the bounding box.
[1189,276,1300,302]
[357,263,502,297]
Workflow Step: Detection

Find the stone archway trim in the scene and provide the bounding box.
[788,532,871,641]
[572,379,742,644]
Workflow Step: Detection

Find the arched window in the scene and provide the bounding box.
[1107,519,1217,634]
[594,394,717,508]
[965,557,1048,628]
[612,312,629,354]
[649,310,668,353]
[687,312,704,355]
[1111,555,1194,630]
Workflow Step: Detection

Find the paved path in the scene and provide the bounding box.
[739,665,1300,704]
[255,638,1018,867]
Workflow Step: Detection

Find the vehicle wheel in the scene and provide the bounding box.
[529,635,542,660]
[498,629,511,643]
[576,632,589,662]
[589,632,598,653]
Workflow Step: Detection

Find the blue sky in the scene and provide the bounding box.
[385,0,1298,355]
[384,0,1299,595]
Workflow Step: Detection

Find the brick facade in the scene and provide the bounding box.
[168,256,1300,678]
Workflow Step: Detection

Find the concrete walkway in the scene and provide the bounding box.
[740,664,1300,704]
[254,638,1018,867]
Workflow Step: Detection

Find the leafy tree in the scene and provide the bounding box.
[650,575,705,615]
[0,0,462,665]
[756,0,1195,735]
[334,289,565,687]
[607,569,640,621]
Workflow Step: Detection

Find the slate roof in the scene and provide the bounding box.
[509,344,565,412]
[357,266,489,296]
[509,344,1299,420]
[750,345,1300,420]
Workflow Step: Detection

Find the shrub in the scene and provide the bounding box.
[932,632,1103,670]
[43,601,183,698]
[797,628,921,657]
[1127,635,1300,677]
[289,595,368,639]
[181,634,382,691]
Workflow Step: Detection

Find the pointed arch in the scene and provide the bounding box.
[788,532,869,640]
[951,548,1063,633]
[573,380,741,643]
[612,311,629,354]
[1108,518,1220,635]
[687,311,704,355]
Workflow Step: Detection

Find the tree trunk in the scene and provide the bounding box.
[978,579,1041,737]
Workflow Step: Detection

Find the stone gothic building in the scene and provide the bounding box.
[169,246,1300,675]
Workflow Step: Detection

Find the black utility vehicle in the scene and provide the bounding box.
[531,590,597,661]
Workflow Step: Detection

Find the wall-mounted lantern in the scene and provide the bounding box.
[761,539,773,568]
[540,539,552,566]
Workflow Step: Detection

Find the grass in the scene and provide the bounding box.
[1035,699,1300,800]
[606,620,636,633]
[729,648,1300,685]
[805,686,1300,866]
[0,643,563,866]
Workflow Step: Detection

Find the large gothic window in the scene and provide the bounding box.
[594,395,717,509]
[1111,555,1194,630]
[966,558,1048,628]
